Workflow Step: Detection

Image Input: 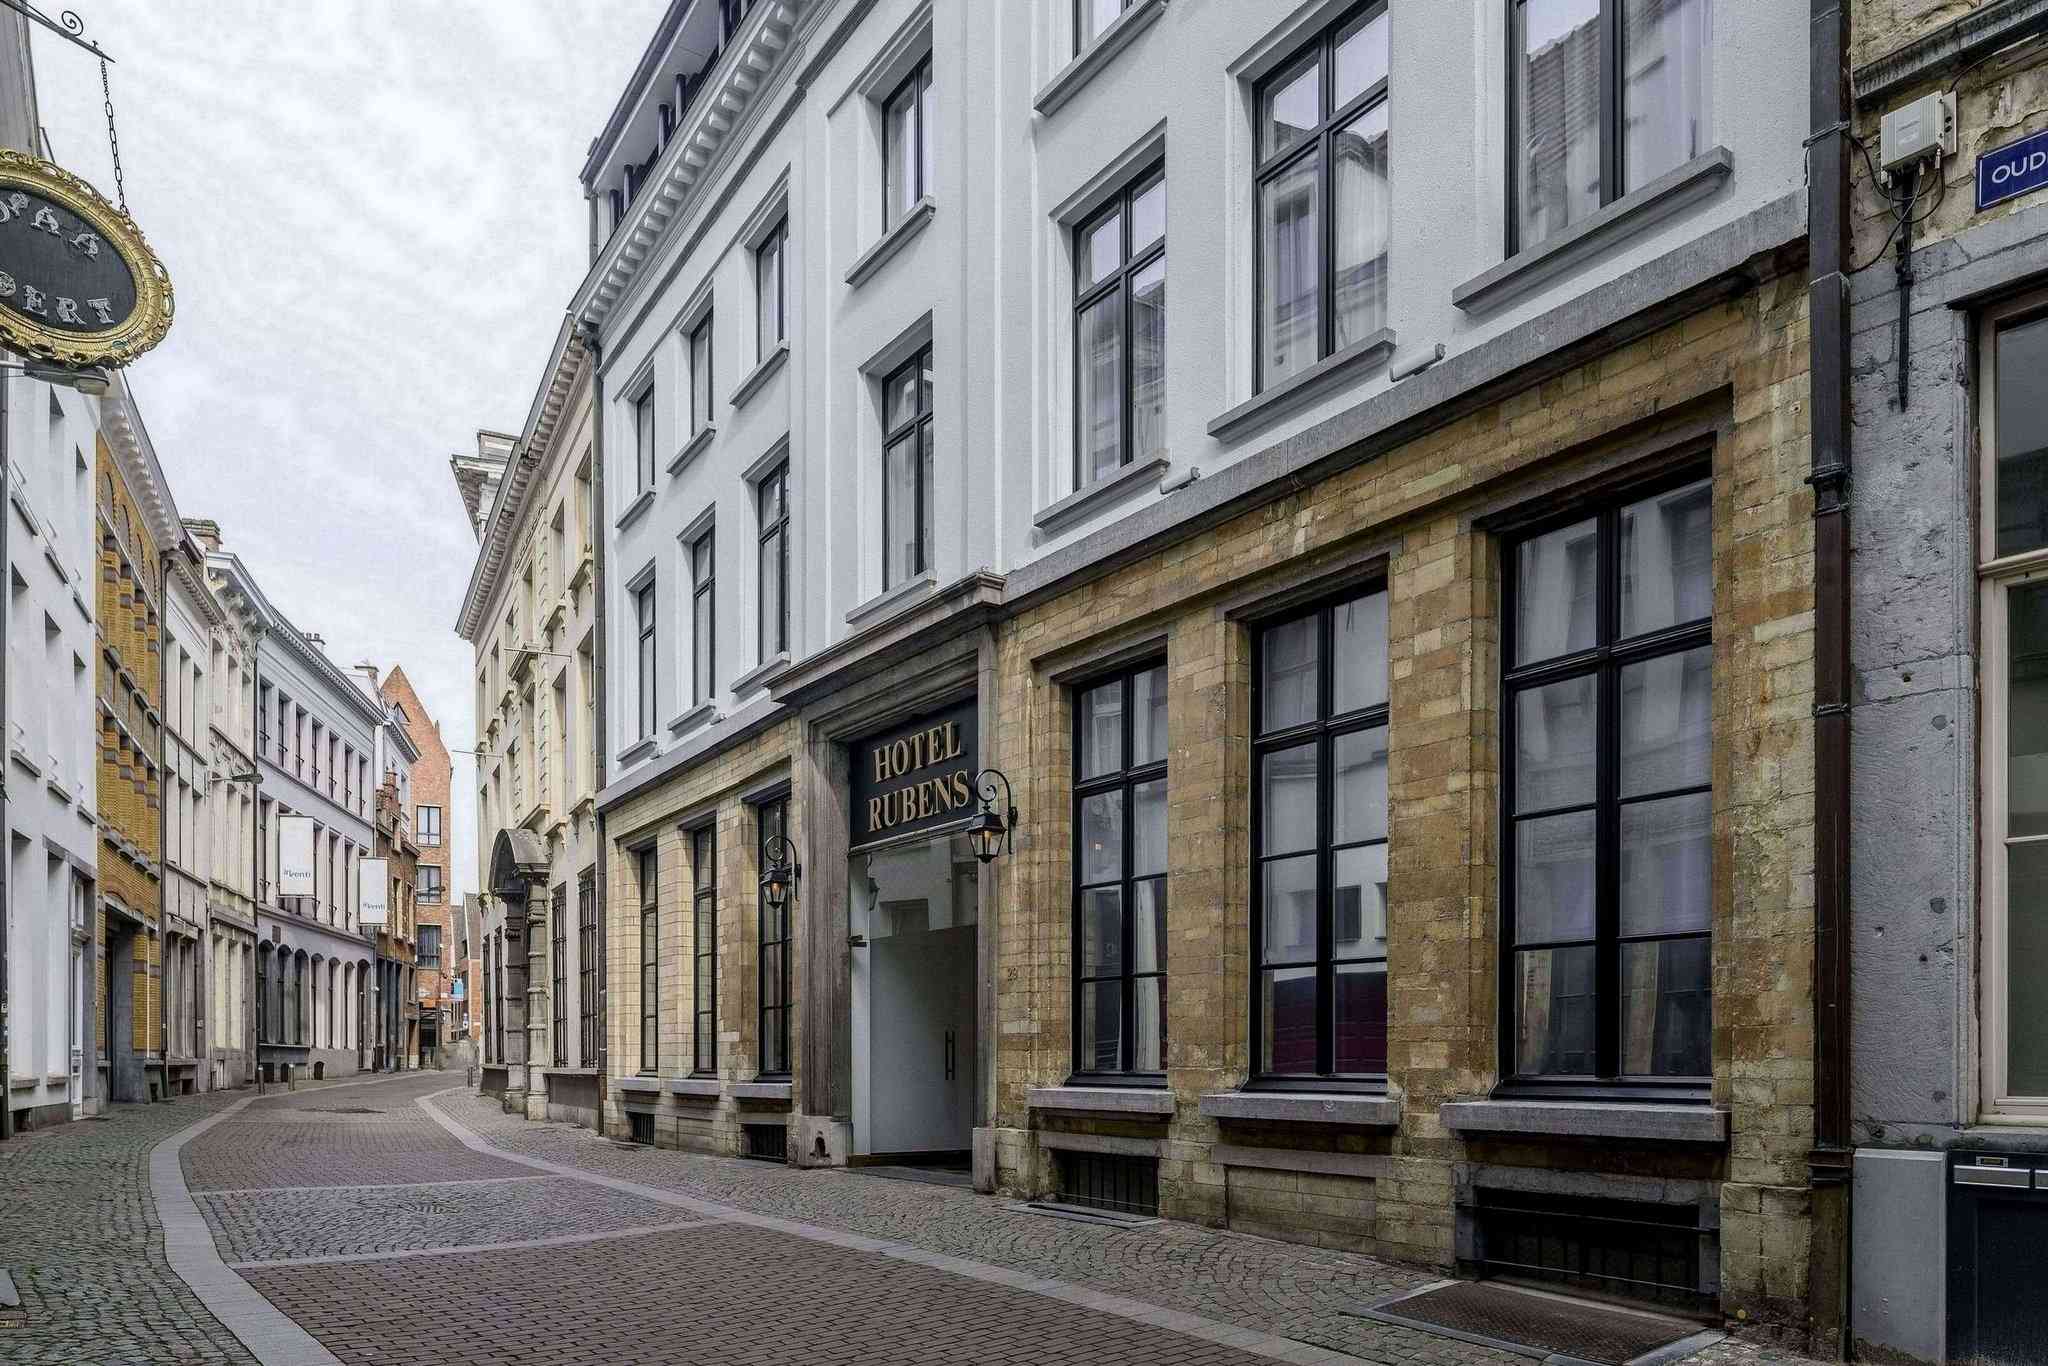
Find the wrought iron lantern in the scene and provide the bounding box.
[965,768,1017,865]
[760,835,801,910]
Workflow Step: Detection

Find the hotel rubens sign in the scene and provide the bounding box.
[850,699,979,844]
[0,149,173,367]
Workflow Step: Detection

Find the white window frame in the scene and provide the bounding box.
[1977,285,2048,1124]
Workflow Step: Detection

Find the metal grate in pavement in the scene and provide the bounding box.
[1354,1280,1721,1365]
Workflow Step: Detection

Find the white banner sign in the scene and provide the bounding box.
[359,857,390,927]
[278,815,316,898]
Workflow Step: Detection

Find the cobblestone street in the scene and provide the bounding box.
[0,1072,1825,1366]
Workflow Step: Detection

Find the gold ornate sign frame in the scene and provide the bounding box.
[0,148,173,368]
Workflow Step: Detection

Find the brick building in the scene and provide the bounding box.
[381,667,452,1066]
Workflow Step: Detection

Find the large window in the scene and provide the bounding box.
[633,386,656,493]
[1502,473,1712,1095]
[578,871,598,1066]
[1510,0,1713,254]
[691,529,716,706]
[755,218,786,357]
[758,463,789,659]
[882,347,933,590]
[638,847,659,1073]
[551,880,568,1068]
[1073,661,1169,1077]
[688,312,714,438]
[1254,4,1389,392]
[691,826,718,1076]
[1074,168,1166,489]
[416,805,441,847]
[635,580,657,741]
[417,864,443,904]
[883,56,933,229]
[1077,0,1131,51]
[757,798,791,1077]
[418,924,441,969]
[1980,296,2048,1121]
[1252,590,1389,1084]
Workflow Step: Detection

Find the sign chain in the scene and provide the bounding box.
[96,44,124,213]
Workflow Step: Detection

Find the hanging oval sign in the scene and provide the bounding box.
[0,148,172,368]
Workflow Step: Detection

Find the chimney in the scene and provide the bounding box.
[182,518,223,552]
[305,632,326,651]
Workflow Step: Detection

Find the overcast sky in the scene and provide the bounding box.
[32,0,666,897]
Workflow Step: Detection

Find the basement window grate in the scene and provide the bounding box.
[625,1111,654,1145]
[743,1123,788,1162]
[1474,1189,1708,1312]
[1053,1150,1159,1217]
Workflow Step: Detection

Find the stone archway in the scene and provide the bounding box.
[489,828,551,1118]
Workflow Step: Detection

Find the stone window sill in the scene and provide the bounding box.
[1206,328,1396,443]
[728,343,789,412]
[1034,0,1167,117]
[543,1067,597,1078]
[670,1077,721,1099]
[1198,1090,1401,1127]
[846,198,935,288]
[1033,455,1170,537]
[730,652,790,700]
[668,425,716,478]
[614,1076,661,1094]
[615,737,657,766]
[1027,1085,1176,1117]
[668,701,717,735]
[1210,1144,1391,1179]
[614,489,656,532]
[846,572,936,626]
[1439,1099,1728,1144]
[733,1080,792,1103]
[1452,146,1734,314]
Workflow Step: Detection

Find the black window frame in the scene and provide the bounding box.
[880,347,933,590]
[1070,658,1169,1083]
[1072,163,1166,490]
[755,218,787,357]
[577,869,598,1065]
[881,57,932,230]
[551,880,568,1067]
[1248,585,1391,1091]
[1251,1,1390,395]
[756,797,792,1078]
[416,864,444,904]
[416,804,441,847]
[633,385,656,493]
[1497,463,1714,1103]
[418,924,441,969]
[757,462,789,659]
[691,825,718,1076]
[634,579,658,740]
[638,847,659,1074]
[688,311,714,438]
[691,527,716,707]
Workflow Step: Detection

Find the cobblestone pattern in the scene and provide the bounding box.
[0,1091,254,1365]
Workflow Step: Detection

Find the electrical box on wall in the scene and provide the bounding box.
[1881,92,1956,172]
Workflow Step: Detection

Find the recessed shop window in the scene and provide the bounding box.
[1251,589,1389,1085]
[1072,659,1169,1078]
[757,797,793,1077]
[691,826,718,1076]
[1978,292,2048,1122]
[1501,472,1713,1096]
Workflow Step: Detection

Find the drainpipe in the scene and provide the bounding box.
[1807,0,1854,1352]
[250,629,262,1084]
[583,324,608,1136]
[0,371,11,1139]
[159,549,174,1102]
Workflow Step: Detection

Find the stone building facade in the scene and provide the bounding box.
[382,666,453,1067]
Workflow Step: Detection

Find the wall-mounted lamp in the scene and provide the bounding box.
[0,362,113,397]
[965,768,1017,865]
[760,834,800,910]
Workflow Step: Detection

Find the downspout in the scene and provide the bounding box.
[0,371,12,1139]
[251,629,262,1082]
[584,324,608,1136]
[158,549,173,1101]
[1807,0,1854,1353]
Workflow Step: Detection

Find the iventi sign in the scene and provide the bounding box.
[1977,128,2048,213]
[0,149,172,368]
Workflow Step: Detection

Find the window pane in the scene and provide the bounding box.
[883,434,918,588]
[885,81,916,225]
[1259,153,1320,389]
[1333,9,1389,108]
[1079,790,1123,885]
[1130,177,1165,252]
[1516,944,1597,1075]
[1620,937,1711,1076]
[1261,614,1319,732]
[1622,0,1712,193]
[919,67,934,209]
[1995,313,2048,558]
[1515,675,1598,811]
[1130,257,1166,465]
[1515,517,1599,664]
[1332,727,1388,845]
[1620,478,1712,636]
[1080,0,1127,48]
[1133,777,1167,877]
[2008,582,2048,837]
[690,324,711,433]
[1261,54,1320,160]
[1515,810,1596,943]
[1132,878,1166,974]
[1082,210,1122,288]
[1334,962,1388,1074]
[1517,0,1603,249]
[1261,966,1318,1074]
[1077,679,1123,780]
[1077,289,1124,485]
[1620,646,1710,797]
[1332,592,1388,713]
[692,591,712,702]
[1333,842,1387,958]
[2007,839,2048,1094]
[756,234,781,349]
[1132,975,1164,1072]
[1080,887,1122,975]
[884,363,921,432]
[1261,743,1319,856]
[1261,854,1317,965]
[1079,978,1122,1072]
[919,420,935,579]
[758,529,783,656]
[1131,666,1167,767]
[1620,793,1711,937]
[1332,103,1390,349]
[758,469,783,525]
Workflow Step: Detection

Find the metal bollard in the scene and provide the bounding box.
[285,1063,296,1091]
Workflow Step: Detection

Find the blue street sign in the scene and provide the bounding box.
[1977,128,2048,212]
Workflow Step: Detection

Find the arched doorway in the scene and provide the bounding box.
[488,828,550,1117]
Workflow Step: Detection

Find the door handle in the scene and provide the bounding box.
[943,1028,956,1081]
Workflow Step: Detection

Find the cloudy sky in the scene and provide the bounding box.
[32,0,666,896]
